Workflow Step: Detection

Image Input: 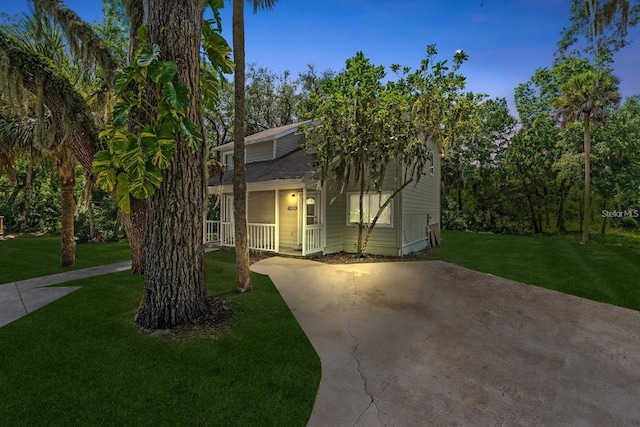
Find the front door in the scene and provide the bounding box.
[279,191,299,250]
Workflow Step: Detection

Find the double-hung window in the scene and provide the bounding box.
[347,192,392,226]
[223,152,234,170]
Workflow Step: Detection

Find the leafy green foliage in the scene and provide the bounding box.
[93,27,202,213]
[303,47,471,254]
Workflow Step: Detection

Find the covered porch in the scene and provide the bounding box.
[204,185,324,256]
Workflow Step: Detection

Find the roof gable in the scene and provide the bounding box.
[213,120,313,152]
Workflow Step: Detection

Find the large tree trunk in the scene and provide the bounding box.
[58,153,76,268]
[121,198,146,274]
[582,115,591,243]
[134,0,210,329]
[233,0,252,292]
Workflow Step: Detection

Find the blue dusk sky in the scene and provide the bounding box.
[2,0,639,112]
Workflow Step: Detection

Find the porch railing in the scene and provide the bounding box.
[304,224,323,255]
[248,223,277,252]
[204,220,220,243]
[221,221,235,247]
[219,222,277,252]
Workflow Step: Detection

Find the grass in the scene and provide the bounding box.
[0,249,321,426]
[433,230,640,312]
[0,235,131,283]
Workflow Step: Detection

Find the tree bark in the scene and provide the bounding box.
[582,115,591,243]
[134,0,210,329]
[122,197,146,274]
[233,0,252,292]
[58,152,76,268]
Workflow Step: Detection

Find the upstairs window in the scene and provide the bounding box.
[223,152,234,170]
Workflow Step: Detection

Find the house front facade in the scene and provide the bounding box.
[205,121,441,256]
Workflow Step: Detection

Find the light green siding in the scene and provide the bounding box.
[275,133,304,158]
[247,191,275,223]
[400,141,441,254]
[245,141,274,163]
[323,165,402,256]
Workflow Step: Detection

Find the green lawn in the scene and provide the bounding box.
[0,249,321,426]
[434,230,640,312]
[0,235,131,283]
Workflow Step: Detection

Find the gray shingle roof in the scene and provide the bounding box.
[209,148,317,186]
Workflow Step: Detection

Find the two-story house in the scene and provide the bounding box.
[205,120,441,256]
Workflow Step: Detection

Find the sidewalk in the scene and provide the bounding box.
[0,261,132,328]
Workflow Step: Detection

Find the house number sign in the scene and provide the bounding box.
[288,206,297,211]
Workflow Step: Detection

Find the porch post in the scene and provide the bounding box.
[302,186,307,256]
[322,181,327,249]
[220,194,225,244]
[275,189,279,253]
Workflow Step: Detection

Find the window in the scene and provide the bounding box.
[223,152,234,170]
[306,197,317,225]
[348,192,392,226]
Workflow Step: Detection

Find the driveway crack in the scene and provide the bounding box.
[14,282,28,314]
[348,268,385,427]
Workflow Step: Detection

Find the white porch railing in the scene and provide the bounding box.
[221,221,235,247]
[204,220,220,243]
[304,224,323,255]
[219,222,277,252]
[248,223,277,252]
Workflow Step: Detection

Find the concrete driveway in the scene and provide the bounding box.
[251,257,640,426]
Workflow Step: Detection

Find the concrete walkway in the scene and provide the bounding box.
[0,261,131,328]
[251,257,640,426]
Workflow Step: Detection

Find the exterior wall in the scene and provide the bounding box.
[323,165,402,256]
[401,140,441,254]
[278,190,300,249]
[324,190,347,254]
[275,132,304,158]
[247,191,275,224]
[246,140,274,163]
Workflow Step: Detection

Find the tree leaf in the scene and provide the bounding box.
[137,44,160,67]
[92,150,112,172]
[95,168,117,192]
[148,61,177,84]
[115,173,131,214]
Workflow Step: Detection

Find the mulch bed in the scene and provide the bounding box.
[143,296,232,339]
[307,249,437,264]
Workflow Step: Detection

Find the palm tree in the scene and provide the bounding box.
[553,68,620,243]
[232,0,279,292]
[8,0,148,273]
